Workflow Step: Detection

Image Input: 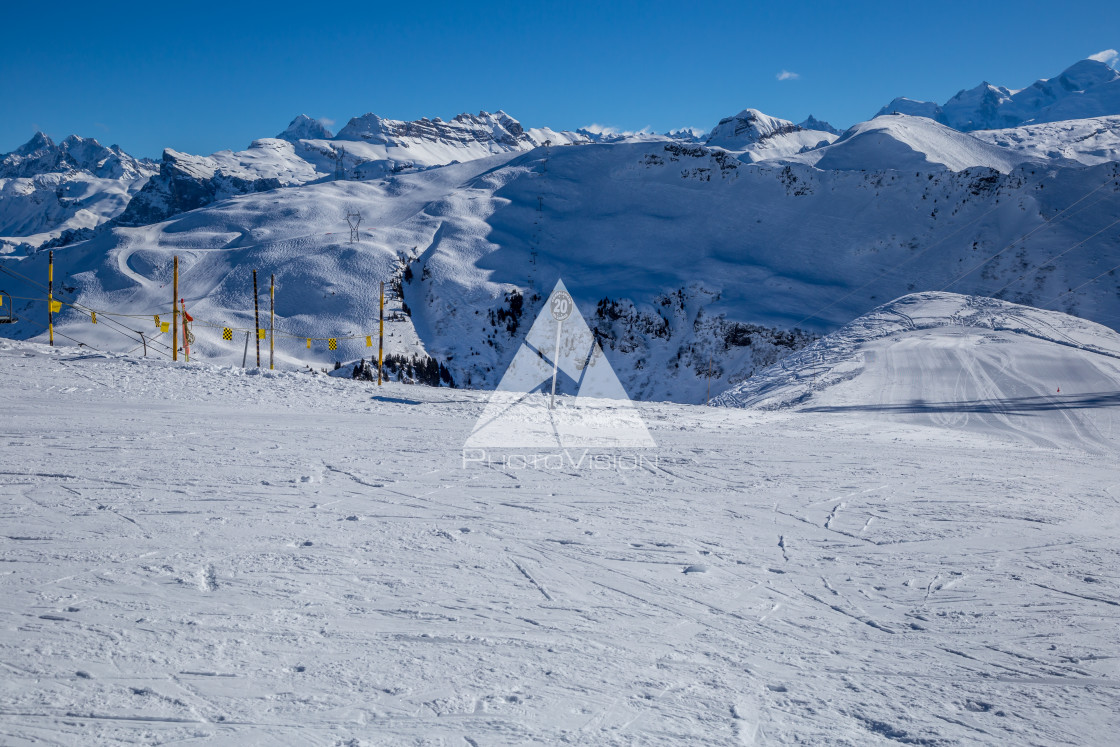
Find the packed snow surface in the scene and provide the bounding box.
[1,333,1118,744]
[716,292,1120,446]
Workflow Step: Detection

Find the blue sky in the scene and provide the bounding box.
[1,0,1117,158]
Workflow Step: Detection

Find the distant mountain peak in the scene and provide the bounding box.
[703,108,838,159]
[706,109,802,147]
[797,115,840,135]
[12,131,55,155]
[277,114,334,142]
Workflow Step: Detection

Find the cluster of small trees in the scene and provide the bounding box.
[488,290,525,336]
[351,355,454,387]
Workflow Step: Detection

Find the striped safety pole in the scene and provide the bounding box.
[378,281,384,385]
[48,250,54,346]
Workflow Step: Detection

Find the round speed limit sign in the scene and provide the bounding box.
[550,290,574,322]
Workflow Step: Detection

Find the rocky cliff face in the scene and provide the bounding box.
[114,149,282,227]
[335,109,540,149]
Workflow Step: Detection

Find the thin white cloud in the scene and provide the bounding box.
[1089,49,1118,65]
[318,117,336,127]
[776,70,800,81]
[580,123,613,135]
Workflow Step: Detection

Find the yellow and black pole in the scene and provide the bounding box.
[269,274,275,371]
[172,255,179,361]
[47,250,54,346]
[378,281,384,385]
[252,270,261,368]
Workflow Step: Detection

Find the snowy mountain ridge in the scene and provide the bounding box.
[0,133,157,251]
[0,132,153,181]
[8,52,1120,252]
[114,110,594,229]
[878,58,1120,131]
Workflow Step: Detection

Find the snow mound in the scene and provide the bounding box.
[714,292,1120,448]
[789,115,1029,172]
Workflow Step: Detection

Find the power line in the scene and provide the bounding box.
[0,264,175,355]
[791,170,1120,328]
[985,213,1120,301]
[938,182,1119,293]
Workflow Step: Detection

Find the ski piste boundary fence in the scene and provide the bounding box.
[0,254,388,380]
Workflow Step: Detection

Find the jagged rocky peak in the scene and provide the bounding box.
[277,114,335,142]
[797,115,840,135]
[11,130,55,155]
[1,132,154,180]
[335,109,536,148]
[664,127,707,142]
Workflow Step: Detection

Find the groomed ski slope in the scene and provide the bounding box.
[2,330,1119,745]
[716,292,1120,450]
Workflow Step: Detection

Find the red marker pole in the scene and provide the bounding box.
[181,298,192,362]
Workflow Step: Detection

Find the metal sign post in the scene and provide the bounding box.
[548,289,573,410]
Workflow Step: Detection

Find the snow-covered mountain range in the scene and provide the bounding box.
[0,133,157,250]
[878,58,1120,131]
[2,57,1119,403]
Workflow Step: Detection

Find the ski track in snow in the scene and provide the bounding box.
[0,339,1118,745]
